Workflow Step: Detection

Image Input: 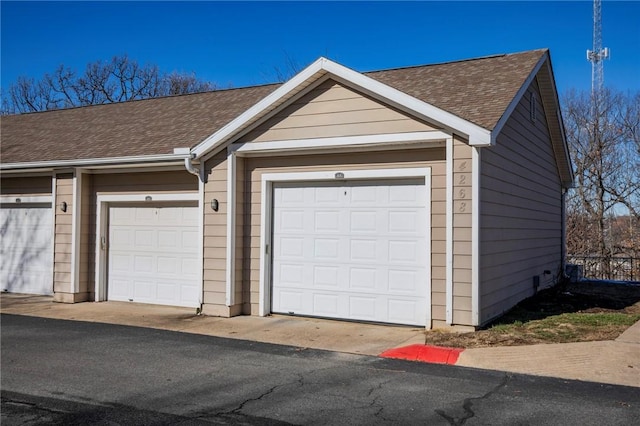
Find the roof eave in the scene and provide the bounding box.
[489,50,574,188]
[0,151,194,172]
[191,57,493,159]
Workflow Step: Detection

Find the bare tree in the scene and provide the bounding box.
[563,89,640,265]
[1,55,217,114]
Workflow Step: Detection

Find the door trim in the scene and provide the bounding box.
[259,168,431,326]
[94,192,200,303]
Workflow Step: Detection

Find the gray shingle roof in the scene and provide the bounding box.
[1,49,547,165]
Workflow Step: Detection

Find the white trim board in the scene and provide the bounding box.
[230,131,450,156]
[445,138,454,325]
[93,192,200,303]
[1,153,193,171]
[259,167,432,327]
[191,57,492,160]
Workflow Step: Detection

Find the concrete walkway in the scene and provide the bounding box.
[2,293,639,388]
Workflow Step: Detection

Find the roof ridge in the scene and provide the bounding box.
[364,48,548,75]
[3,81,283,117]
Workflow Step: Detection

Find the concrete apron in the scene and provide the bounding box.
[0,294,426,357]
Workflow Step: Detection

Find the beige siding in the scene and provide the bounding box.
[202,152,230,312]
[53,174,73,294]
[239,79,439,143]
[479,79,563,325]
[235,157,246,310]
[0,176,52,196]
[243,148,446,321]
[451,137,473,325]
[79,174,93,297]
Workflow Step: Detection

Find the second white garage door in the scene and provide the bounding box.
[108,205,200,307]
[272,179,429,326]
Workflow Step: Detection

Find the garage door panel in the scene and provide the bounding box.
[108,206,199,307]
[0,206,53,295]
[272,179,428,326]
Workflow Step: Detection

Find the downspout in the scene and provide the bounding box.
[179,148,204,314]
[184,155,200,177]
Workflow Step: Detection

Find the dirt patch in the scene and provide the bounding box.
[424,280,640,349]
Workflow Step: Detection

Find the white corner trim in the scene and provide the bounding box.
[231,131,450,155]
[70,170,83,293]
[423,168,433,328]
[259,167,432,323]
[93,192,200,302]
[258,177,272,317]
[445,138,454,325]
[225,150,237,307]
[471,147,481,326]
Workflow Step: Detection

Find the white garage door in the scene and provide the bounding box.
[0,205,53,295]
[272,179,429,326]
[108,205,200,307]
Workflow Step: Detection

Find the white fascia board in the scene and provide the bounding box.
[231,131,450,155]
[490,53,547,146]
[192,57,491,160]
[191,58,329,159]
[0,153,193,171]
[322,60,492,146]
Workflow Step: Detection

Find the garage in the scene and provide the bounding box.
[107,205,200,307]
[271,179,429,326]
[0,204,54,295]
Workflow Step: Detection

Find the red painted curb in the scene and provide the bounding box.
[379,344,464,365]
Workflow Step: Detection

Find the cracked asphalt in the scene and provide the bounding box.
[2,314,639,425]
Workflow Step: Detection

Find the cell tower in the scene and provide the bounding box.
[586,0,610,99]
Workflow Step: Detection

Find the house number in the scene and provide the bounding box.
[458,161,467,171]
[458,175,466,185]
[459,189,466,199]
[459,202,467,212]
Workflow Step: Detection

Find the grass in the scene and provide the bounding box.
[423,280,640,349]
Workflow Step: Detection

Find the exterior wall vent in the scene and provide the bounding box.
[530,91,537,123]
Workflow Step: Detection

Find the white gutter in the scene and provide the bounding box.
[1,151,194,171]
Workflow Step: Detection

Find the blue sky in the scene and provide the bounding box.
[1,1,639,96]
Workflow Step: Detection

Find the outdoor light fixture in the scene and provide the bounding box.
[211,199,219,212]
[145,196,152,201]
[59,201,67,212]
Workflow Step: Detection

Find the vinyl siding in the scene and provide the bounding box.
[53,174,73,293]
[203,151,230,311]
[0,176,52,196]
[79,174,92,297]
[452,137,473,325]
[238,79,439,143]
[479,79,563,325]
[243,148,446,321]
